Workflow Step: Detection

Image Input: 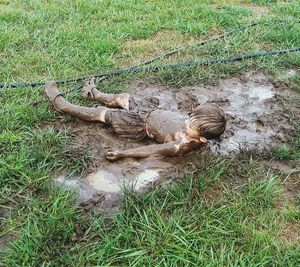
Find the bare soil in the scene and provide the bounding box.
[278,221,300,246]
[281,172,300,206]
[0,208,15,251]
[235,3,269,15]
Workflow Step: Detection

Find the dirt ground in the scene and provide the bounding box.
[47,70,299,212]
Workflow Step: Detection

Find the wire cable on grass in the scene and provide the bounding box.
[130,18,299,68]
[3,21,259,89]
[1,46,299,90]
[132,22,260,68]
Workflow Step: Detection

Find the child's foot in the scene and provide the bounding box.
[44,81,63,110]
[81,76,97,100]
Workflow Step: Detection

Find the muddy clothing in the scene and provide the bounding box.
[104,95,157,140]
[105,96,188,143]
[105,109,147,140]
[127,95,159,111]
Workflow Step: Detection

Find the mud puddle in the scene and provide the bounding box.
[52,70,298,209]
[129,72,296,154]
[55,153,193,212]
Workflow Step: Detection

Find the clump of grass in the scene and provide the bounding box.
[1,189,79,266]
[247,175,281,207]
[272,126,300,161]
[272,145,299,161]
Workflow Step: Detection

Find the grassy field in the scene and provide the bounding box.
[1,0,300,266]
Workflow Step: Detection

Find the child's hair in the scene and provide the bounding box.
[189,105,226,140]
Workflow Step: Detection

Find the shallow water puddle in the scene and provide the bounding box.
[87,171,121,192]
[56,174,96,202]
[56,156,176,202]
[56,168,161,203]
[86,168,160,192]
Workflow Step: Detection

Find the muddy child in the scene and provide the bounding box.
[45,77,226,161]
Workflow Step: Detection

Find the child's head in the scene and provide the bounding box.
[186,105,226,142]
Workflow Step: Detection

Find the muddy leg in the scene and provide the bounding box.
[45,81,108,122]
[81,77,131,110]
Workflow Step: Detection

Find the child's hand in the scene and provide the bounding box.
[105,149,122,161]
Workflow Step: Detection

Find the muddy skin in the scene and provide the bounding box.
[81,77,131,110]
[50,70,299,212]
[45,79,213,162]
[45,81,108,122]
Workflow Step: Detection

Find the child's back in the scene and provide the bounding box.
[145,110,187,143]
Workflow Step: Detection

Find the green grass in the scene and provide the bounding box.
[2,156,300,266]
[1,0,300,266]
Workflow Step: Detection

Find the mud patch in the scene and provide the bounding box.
[281,172,300,205]
[50,71,299,211]
[264,159,299,174]
[55,148,197,212]
[0,233,14,251]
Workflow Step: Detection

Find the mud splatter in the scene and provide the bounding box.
[51,71,299,209]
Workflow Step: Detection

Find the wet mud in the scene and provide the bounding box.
[51,71,299,210]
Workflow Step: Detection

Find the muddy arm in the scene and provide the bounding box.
[106,141,200,161]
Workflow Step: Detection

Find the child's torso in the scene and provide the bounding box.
[145,110,188,143]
